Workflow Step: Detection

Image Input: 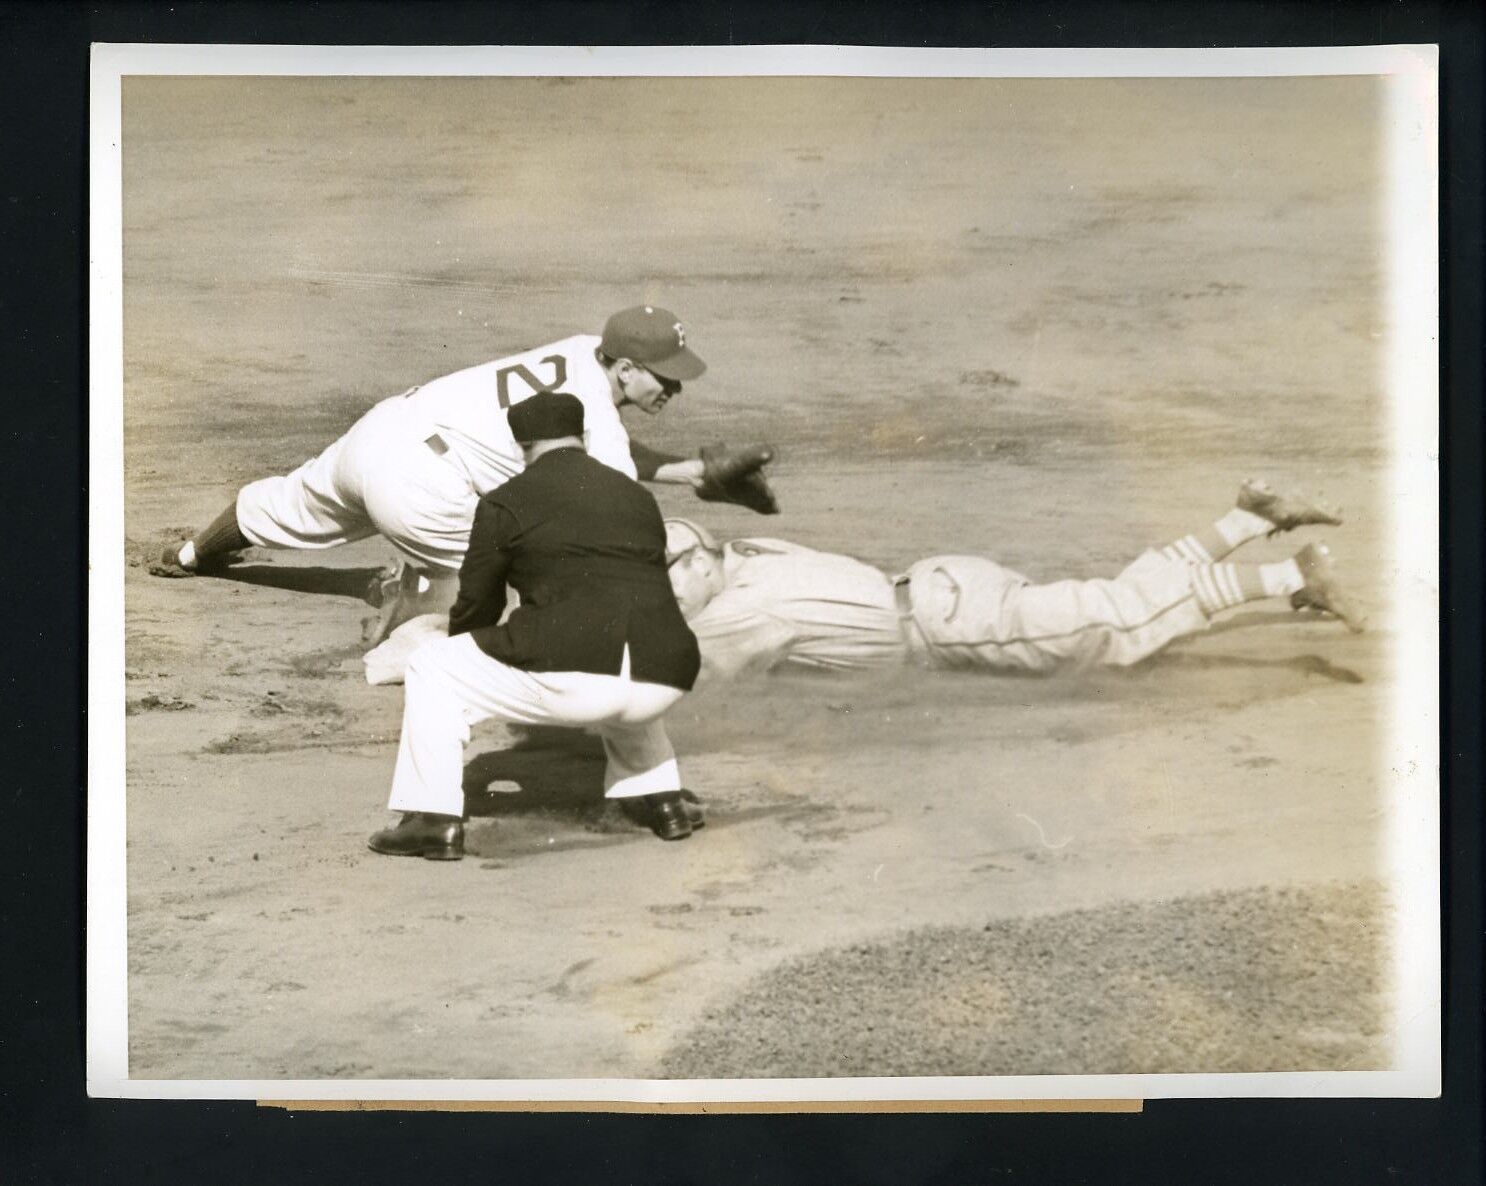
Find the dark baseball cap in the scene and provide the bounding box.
[601,305,707,382]
[508,391,586,444]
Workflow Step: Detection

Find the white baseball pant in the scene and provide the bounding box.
[388,633,687,818]
[235,395,483,573]
[905,550,1208,674]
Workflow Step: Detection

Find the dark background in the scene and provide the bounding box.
[1,1,1479,1182]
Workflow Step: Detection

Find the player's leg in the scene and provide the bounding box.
[905,555,1091,673]
[1159,478,1342,566]
[154,406,387,577]
[990,559,1214,670]
[156,500,253,575]
[1080,539,1364,665]
[911,542,1361,674]
[360,448,477,573]
[1159,477,1343,565]
[155,474,376,578]
[1146,478,1356,631]
[356,419,478,644]
[1188,541,1365,633]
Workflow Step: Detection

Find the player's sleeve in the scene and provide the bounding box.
[448,499,513,636]
[629,438,685,482]
[582,403,639,480]
[686,594,797,681]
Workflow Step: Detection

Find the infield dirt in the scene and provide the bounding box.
[118,75,1399,1081]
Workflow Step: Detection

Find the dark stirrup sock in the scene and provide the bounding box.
[192,501,251,559]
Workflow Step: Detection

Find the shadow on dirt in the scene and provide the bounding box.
[462,727,610,819]
[458,730,644,858]
[460,729,719,857]
[210,563,386,601]
[1155,650,1364,685]
[1202,608,1336,636]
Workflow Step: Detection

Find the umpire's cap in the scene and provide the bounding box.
[508,391,585,444]
[664,518,719,564]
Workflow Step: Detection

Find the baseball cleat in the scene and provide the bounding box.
[150,540,199,577]
[1293,542,1366,633]
[1238,478,1343,534]
[367,812,465,860]
[150,538,244,578]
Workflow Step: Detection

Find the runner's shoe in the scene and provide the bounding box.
[1293,542,1366,632]
[1238,478,1343,534]
[152,540,198,577]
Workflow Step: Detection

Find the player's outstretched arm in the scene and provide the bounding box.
[629,439,691,483]
[628,438,780,514]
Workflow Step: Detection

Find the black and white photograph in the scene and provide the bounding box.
[87,45,1439,1101]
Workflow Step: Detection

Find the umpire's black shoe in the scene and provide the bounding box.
[368,812,465,860]
[677,790,706,830]
[643,792,695,842]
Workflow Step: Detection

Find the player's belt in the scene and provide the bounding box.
[893,575,914,617]
[893,576,932,664]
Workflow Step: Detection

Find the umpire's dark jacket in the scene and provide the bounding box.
[448,446,700,692]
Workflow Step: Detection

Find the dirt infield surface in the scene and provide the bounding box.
[118,76,1396,1081]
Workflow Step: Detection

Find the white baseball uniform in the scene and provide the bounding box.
[685,539,1211,679]
[234,335,636,572]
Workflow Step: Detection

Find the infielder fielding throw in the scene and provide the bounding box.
[663,479,1362,681]
[152,305,779,640]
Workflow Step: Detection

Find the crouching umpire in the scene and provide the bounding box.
[369,391,703,860]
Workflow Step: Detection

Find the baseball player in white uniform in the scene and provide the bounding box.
[663,479,1362,681]
[153,305,779,640]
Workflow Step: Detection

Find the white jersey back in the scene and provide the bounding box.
[402,334,636,495]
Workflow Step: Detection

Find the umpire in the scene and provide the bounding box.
[369,391,703,860]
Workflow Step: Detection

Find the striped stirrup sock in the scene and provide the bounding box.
[1191,560,1303,617]
[1162,533,1216,565]
[1161,508,1276,567]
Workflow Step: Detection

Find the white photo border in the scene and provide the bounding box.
[88,42,1440,1102]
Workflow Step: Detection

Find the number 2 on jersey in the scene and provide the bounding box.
[495,355,568,408]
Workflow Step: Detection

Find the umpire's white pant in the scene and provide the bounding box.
[388,633,687,818]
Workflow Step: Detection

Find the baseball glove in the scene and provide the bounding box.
[696,443,779,515]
